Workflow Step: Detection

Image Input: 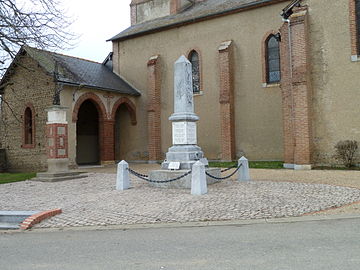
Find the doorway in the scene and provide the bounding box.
[76,100,100,165]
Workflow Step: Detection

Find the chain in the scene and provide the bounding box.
[127,168,191,183]
[205,163,242,181]
[221,164,238,173]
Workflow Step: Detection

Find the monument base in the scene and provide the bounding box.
[149,168,221,189]
[162,145,206,169]
[32,171,87,182]
[32,157,88,182]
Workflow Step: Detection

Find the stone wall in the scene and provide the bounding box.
[0,55,54,172]
[131,0,170,25]
[305,0,360,165]
[0,149,6,172]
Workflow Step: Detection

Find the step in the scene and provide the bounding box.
[0,222,20,230]
[0,211,39,229]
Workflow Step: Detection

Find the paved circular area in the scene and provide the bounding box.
[1,172,360,229]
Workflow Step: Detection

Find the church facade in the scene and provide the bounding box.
[1,0,360,171]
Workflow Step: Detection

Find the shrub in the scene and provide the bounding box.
[334,140,358,168]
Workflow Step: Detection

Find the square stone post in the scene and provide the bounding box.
[46,106,69,172]
[238,156,250,182]
[116,160,130,190]
[191,160,207,195]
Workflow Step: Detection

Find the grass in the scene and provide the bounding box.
[313,166,360,171]
[208,161,284,169]
[0,172,36,184]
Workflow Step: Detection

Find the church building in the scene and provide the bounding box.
[1,0,359,172]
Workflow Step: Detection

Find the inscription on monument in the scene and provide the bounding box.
[172,121,197,145]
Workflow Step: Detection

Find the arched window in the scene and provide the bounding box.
[189,50,201,93]
[23,105,35,148]
[266,35,281,83]
[24,107,33,145]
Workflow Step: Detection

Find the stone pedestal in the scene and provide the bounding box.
[32,106,86,182]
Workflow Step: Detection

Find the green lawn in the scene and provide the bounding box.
[208,161,284,169]
[312,166,360,171]
[0,173,36,184]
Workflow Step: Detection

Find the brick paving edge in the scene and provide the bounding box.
[20,209,62,230]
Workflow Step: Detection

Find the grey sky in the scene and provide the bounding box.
[60,0,131,63]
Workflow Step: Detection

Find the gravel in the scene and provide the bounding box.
[0,164,360,228]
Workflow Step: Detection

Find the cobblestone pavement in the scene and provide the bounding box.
[1,167,360,228]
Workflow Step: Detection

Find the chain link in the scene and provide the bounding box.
[205,163,242,181]
[127,168,191,183]
[220,164,238,173]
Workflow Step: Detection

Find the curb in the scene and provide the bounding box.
[20,209,62,230]
[23,213,360,234]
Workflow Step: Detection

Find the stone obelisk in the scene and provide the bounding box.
[161,55,207,170]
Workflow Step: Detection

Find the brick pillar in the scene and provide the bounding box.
[100,119,115,165]
[147,55,162,162]
[280,8,312,170]
[349,0,359,58]
[46,106,69,172]
[280,21,295,167]
[218,40,235,161]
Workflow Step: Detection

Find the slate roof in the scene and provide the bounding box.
[0,46,141,96]
[109,0,286,41]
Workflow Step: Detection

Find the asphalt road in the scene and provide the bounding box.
[1,217,360,270]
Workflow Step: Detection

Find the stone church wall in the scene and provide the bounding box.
[0,56,54,172]
[114,2,286,161]
[305,0,360,165]
[115,0,360,166]
[131,0,170,25]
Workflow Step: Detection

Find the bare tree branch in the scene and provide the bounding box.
[0,95,21,123]
[0,0,76,74]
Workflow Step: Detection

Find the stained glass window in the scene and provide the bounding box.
[189,50,200,93]
[266,35,281,83]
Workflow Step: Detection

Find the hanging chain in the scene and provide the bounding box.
[205,163,242,181]
[221,163,238,173]
[127,168,191,183]
[127,163,242,183]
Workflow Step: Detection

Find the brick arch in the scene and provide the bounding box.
[261,30,280,85]
[72,92,107,123]
[110,97,137,125]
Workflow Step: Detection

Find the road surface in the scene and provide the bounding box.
[1,217,359,269]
